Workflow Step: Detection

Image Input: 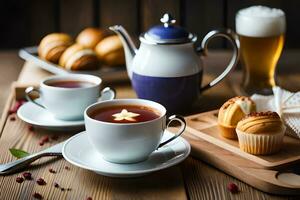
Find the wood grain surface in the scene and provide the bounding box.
[60,0,94,36]
[0,51,300,199]
[4,0,300,49]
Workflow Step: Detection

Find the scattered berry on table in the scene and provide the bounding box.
[16,177,24,183]
[8,100,26,115]
[49,168,56,173]
[227,182,239,193]
[54,182,60,188]
[22,172,32,180]
[33,192,43,199]
[36,178,46,185]
[28,125,34,132]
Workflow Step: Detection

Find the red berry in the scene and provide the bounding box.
[33,192,43,199]
[36,178,46,185]
[28,125,34,131]
[39,141,44,146]
[8,110,15,115]
[54,182,60,188]
[51,135,59,140]
[41,136,49,143]
[22,172,32,180]
[16,177,24,183]
[9,100,26,115]
[49,168,56,173]
[227,182,239,193]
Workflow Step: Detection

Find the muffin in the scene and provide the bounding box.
[95,35,125,66]
[59,43,99,70]
[236,112,285,155]
[38,33,73,63]
[218,96,256,139]
[76,27,108,49]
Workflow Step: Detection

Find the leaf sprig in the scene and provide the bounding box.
[9,148,30,159]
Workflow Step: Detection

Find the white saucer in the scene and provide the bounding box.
[17,99,84,130]
[62,131,191,178]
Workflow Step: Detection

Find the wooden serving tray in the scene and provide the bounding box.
[18,47,128,82]
[183,110,300,195]
[186,110,300,169]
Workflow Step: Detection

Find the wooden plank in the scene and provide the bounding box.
[60,0,94,36]
[226,0,300,48]
[99,0,139,36]
[27,0,57,45]
[141,0,181,32]
[185,0,225,48]
[181,157,290,200]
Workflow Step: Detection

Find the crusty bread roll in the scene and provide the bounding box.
[38,33,73,63]
[95,35,125,66]
[76,28,108,49]
[59,43,99,71]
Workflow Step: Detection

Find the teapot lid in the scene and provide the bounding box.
[142,13,196,44]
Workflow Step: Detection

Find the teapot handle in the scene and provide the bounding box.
[197,29,240,92]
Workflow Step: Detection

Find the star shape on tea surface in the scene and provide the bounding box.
[112,109,140,121]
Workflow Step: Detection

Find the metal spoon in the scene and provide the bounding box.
[0,142,63,175]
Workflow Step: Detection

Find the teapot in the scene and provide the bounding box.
[110,13,240,113]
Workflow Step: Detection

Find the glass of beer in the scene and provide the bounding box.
[236,6,286,95]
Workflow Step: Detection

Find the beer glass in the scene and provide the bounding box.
[236,6,286,95]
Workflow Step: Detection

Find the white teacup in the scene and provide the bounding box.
[25,74,116,120]
[84,99,186,164]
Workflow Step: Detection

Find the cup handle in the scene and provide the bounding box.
[157,115,186,149]
[98,87,116,102]
[25,86,45,108]
[197,29,240,92]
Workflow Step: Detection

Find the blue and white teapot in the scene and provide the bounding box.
[110,13,240,113]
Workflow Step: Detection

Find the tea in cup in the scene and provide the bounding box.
[25,74,116,120]
[84,99,186,164]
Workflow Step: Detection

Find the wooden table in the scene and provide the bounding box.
[0,50,299,200]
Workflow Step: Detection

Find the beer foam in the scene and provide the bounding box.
[236,6,286,37]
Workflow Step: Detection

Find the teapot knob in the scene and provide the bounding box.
[160,13,176,27]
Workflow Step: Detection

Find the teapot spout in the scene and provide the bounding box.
[109,25,137,79]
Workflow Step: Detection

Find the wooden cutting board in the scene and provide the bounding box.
[183,110,300,195]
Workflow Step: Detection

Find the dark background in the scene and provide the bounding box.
[0,0,299,49]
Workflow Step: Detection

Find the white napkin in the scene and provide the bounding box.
[251,87,300,139]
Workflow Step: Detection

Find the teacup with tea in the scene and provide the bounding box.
[84,99,186,164]
[25,74,116,120]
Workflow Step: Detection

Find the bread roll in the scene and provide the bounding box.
[38,33,73,63]
[76,28,107,49]
[95,35,125,66]
[59,43,99,71]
